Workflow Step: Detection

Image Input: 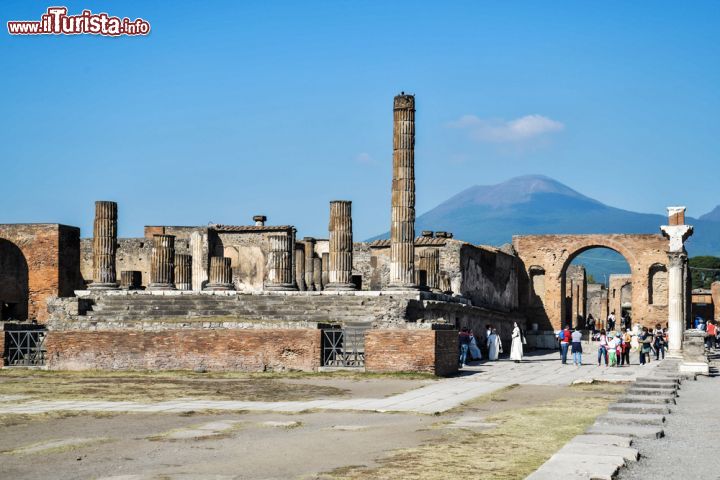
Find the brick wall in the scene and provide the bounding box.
[44,329,322,372]
[365,329,458,376]
[713,282,720,322]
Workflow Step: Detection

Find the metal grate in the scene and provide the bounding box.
[322,327,367,367]
[5,330,46,366]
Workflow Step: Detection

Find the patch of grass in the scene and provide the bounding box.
[319,387,622,480]
[0,411,118,428]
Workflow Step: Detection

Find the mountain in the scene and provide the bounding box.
[700,205,720,222]
[369,175,720,281]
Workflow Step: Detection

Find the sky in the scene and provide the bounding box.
[1,1,718,240]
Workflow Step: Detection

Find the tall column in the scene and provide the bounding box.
[326,200,356,290]
[386,93,418,290]
[667,252,686,357]
[174,254,192,291]
[303,237,316,291]
[422,249,441,293]
[295,245,306,291]
[661,206,694,358]
[321,252,329,288]
[190,231,208,291]
[148,234,176,290]
[266,234,297,291]
[205,256,234,291]
[89,200,119,289]
[313,256,323,291]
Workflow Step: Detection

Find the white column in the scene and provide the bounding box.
[667,252,686,357]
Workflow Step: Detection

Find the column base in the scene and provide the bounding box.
[384,283,419,291]
[147,283,176,291]
[175,284,192,291]
[88,282,119,290]
[325,282,357,291]
[679,362,709,375]
[204,283,235,291]
[265,283,298,291]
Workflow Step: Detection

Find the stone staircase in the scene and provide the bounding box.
[64,293,418,330]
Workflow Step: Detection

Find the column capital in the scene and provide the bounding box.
[667,250,688,268]
[660,224,693,252]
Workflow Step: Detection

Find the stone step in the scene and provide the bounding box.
[568,434,633,448]
[558,442,639,462]
[632,382,678,390]
[618,395,675,405]
[596,412,665,426]
[636,377,680,384]
[607,403,671,415]
[627,387,678,397]
[587,423,664,439]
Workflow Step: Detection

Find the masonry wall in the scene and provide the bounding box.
[45,329,322,372]
[714,282,720,322]
[0,224,81,322]
[364,329,458,376]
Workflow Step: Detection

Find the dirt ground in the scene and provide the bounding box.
[0,379,625,480]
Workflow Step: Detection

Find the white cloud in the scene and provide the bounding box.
[354,152,375,165]
[448,114,564,143]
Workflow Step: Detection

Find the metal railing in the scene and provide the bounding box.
[5,330,46,366]
[322,327,367,367]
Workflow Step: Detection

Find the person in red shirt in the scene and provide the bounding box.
[706,321,717,350]
[560,325,571,364]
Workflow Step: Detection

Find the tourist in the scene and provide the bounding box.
[586,314,596,333]
[559,325,571,364]
[598,329,609,367]
[458,328,471,367]
[621,328,632,365]
[571,327,583,366]
[607,311,616,332]
[607,334,618,367]
[468,330,482,361]
[697,317,706,332]
[653,324,666,360]
[510,322,523,363]
[485,324,492,357]
[639,327,652,365]
[706,321,717,350]
[487,328,502,361]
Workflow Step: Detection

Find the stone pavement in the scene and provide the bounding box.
[0,350,655,416]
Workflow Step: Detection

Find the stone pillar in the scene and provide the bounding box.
[205,256,234,291]
[303,237,316,291]
[148,235,176,290]
[174,254,192,291]
[313,256,323,291]
[190,231,208,292]
[326,200,356,291]
[120,271,141,290]
[422,249,441,293]
[322,253,329,288]
[661,206,694,358]
[89,200,119,289]
[712,281,720,322]
[295,245,306,291]
[667,252,687,357]
[386,93,418,290]
[266,234,297,291]
[253,215,267,226]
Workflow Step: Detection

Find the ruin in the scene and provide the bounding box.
[0,93,696,374]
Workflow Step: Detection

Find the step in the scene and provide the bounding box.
[596,412,665,426]
[558,442,639,462]
[633,382,678,390]
[586,423,664,439]
[636,377,680,384]
[568,434,633,448]
[627,387,678,397]
[526,453,624,480]
[608,403,671,415]
[618,395,675,405]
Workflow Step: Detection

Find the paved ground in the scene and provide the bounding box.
[0,349,654,416]
[619,371,720,479]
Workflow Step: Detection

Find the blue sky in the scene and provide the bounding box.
[1,1,718,240]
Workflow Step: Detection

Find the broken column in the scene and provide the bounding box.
[148,234,176,290]
[386,93,418,290]
[421,249,441,293]
[326,200,356,290]
[190,231,208,291]
[266,234,297,291]
[660,207,693,359]
[313,256,323,291]
[303,237,316,291]
[120,271,141,290]
[295,244,306,291]
[89,200,119,289]
[253,215,267,227]
[322,252,329,288]
[205,256,234,291]
[174,254,192,291]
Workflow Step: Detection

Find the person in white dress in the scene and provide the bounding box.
[487,328,502,361]
[510,322,523,363]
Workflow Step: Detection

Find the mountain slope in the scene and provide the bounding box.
[700,205,720,222]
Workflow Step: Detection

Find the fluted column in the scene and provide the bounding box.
[295,245,306,291]
[313,256,323,291]
[422,249,441,293]
[190,231,208,291]
[386,93,418,290]
[148,235,176,290]
[174,254,192,291]
[120,270,141,290]
[322,252,330,288]
[303,237,316,291]
[266,234,297,291]
[89,200,119,289]
[667,252,686,357]
[205,256,234,291]
[326,200,356,290]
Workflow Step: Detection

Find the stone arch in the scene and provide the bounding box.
[0,238,29,320]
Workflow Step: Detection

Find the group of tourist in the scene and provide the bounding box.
[693,316,720,350]
[458,322,525,367]
[557,322,668,367]
[585,310,632,333]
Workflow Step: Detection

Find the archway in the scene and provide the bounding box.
[0,238,29,320]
